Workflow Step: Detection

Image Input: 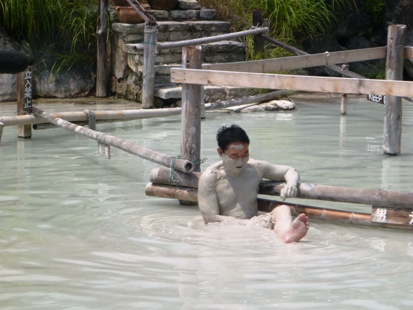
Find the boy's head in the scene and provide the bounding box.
[216,124,250,152]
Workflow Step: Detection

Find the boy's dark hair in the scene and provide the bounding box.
[216,124,250,151]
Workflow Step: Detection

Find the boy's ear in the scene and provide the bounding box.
[217,147,223,156]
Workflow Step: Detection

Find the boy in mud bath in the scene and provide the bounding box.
[198,124,309,243]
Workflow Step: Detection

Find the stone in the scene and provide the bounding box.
[169,10,200,21]
[200,8,217,20]
[0,25,33,74]
[262,99,295,110]
[177,0,201,10]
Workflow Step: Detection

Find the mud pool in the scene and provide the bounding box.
[1,95,412,309]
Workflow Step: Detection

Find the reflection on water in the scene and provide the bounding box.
[1,96,413,309]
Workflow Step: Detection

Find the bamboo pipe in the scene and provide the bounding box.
[148,168,413,209]
[31,107,194,172]
[130,28,269,51]
[145,183,407,228]
[145,183,198,202]
[0,108,182,127]
[149,167,200,188]
[259,181,413,209]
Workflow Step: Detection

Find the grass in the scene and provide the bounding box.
[0,0,98,73]
[198,0,356,59]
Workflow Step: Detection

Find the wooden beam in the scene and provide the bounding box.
[171,68,413,97]
[203,47,387,73]
[404,46,413,58]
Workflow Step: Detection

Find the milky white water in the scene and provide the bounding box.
[1,96,412,309]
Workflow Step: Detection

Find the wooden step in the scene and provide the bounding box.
[112,20,231,43]
[126,40,245,69]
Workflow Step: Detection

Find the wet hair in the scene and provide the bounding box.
[216,124,250,151]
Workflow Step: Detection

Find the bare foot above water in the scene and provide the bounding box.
[282,213,310,243]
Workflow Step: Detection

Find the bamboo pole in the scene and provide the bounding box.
[149,167,200,188]
[383,24,405,155]
[145,183,198,202]
[31,107,194,172]
[130,28,269,51]
[142,24,158,109]
[181,46,203,172]
[0,108,182,127]
[147,168,413,209]
[145,183,413,229]
[259,181,413,209]
[96,0,108,97]
[126,0,156,25]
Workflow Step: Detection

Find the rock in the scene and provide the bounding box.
[0,25,33,74]
[262,99,295,110]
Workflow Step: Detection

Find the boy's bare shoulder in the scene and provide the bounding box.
[199,161,224,183]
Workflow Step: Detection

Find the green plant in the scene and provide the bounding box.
[0,0,98,72]
[199,0,355,60]
[363,0,385,25]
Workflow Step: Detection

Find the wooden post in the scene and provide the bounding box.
[16,70,32,139]
[96,0,108,97]
[181,46,203,172]
[0,122,4,143]
[383,24,406,155]
[142,24,158,108]
[340,94,347,115]
[252,10,265,55]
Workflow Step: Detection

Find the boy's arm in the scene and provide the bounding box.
[260,161,300,200]
[198,171,222,223]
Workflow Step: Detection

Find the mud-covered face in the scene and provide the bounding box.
[218,142,250,176]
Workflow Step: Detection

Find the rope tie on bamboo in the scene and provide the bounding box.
[169,155,182,185]
[192,158,207,166]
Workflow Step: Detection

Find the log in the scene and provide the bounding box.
[383,24,405,155]
[149,167,200,188]
[31,107,194,172]
[259,181,413,209]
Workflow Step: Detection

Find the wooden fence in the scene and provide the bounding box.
[171,24,412,156]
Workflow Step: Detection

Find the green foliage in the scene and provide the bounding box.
[0,0,98,72]
[362,0,385,25]
[199,0,355,60]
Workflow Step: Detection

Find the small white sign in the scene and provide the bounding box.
[367,94,384,104]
